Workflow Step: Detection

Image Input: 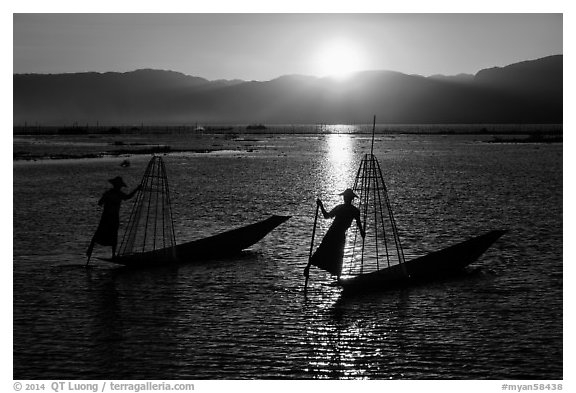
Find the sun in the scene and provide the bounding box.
[313,39,365,79]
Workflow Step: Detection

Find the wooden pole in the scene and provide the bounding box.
[370,115,376,156]
[85,241,93,266]
[304,202,320,293]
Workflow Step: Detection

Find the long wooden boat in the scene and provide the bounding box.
[103,215,290,267]
[338,230,506,293]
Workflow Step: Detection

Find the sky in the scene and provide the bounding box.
[13,13,562,81]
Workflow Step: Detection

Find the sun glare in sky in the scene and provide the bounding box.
[312,39,367,79]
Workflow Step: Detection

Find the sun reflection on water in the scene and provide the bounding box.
[302,293,405,379]
[324,133,356,201]
[305,133,404,379]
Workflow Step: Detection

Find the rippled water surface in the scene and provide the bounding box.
[13,133,562,379]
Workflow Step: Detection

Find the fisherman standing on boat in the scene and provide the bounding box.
[86,176,141,261]
[305,188,365,279]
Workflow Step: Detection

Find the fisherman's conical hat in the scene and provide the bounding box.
[339,188,358,199]
[109,176,127,188]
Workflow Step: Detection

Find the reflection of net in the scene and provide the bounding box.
[343,153,407,277]
[117,156,176,257]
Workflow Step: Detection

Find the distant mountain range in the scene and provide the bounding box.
[13,55,562,125]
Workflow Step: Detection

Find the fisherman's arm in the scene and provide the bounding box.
[317,199,337,219]
[124,184,142,200]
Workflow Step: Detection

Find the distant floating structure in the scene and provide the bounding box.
[193,122,205,132]
[246,124,267,130]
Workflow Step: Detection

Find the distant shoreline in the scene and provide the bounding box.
[485,134,563,144]
[13,147,220,162]
[12,123,563,137]
[13,130,562,162]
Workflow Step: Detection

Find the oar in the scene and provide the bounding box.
[304,201,320,294]
[85,238,95,266]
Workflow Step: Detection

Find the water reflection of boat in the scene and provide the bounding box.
[102,215,290,267]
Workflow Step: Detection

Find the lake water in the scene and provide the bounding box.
[13,133,562,379]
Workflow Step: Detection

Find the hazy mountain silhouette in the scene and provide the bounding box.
[13,55,562,125]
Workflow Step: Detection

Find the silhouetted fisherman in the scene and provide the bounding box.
[304,188,365,279]
[86,176,140,263]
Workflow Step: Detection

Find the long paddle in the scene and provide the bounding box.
[304,201,320,294]
[85,244,94,267]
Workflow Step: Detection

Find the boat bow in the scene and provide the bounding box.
[106,215,291,267]
[339,230,506,292]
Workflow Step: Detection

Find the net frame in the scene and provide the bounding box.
[117,156,177,258]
